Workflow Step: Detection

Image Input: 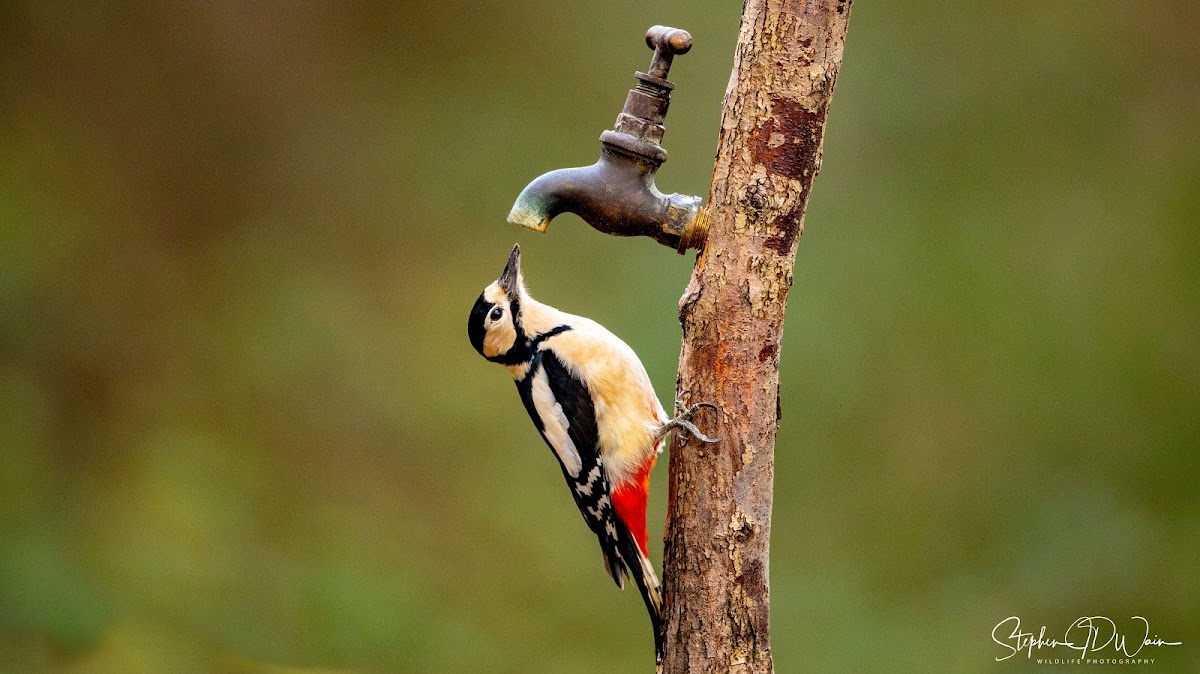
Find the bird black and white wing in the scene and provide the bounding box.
[516,348,630,584]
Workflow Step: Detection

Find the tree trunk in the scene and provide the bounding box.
[659,2,852,672]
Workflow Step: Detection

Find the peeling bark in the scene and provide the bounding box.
[659,2,851,672]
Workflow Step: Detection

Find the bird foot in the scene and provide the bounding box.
[659,399,718,444]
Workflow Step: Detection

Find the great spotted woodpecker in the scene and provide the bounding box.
[468,245,715,659]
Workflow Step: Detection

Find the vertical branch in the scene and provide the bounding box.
[660,2,851,673]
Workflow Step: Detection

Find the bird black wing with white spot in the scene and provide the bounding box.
[515,347,628,587]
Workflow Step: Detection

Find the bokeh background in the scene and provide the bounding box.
[2,1,1198,672]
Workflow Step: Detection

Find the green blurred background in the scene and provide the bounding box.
[2,1,1197,671]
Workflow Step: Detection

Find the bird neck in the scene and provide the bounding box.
[517,294,571,339]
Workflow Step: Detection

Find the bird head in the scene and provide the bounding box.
[468,244,528,362]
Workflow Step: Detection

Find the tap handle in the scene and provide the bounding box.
[644,26,692,81]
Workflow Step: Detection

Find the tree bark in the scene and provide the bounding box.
[660,2,851,672]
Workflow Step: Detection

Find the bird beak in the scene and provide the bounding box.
[498,244,521,297]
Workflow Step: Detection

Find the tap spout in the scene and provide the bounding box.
[507,144,705,252]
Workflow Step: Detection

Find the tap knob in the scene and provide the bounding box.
[644,26,693,81]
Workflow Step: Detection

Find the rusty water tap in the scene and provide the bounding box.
[507,25,708,254]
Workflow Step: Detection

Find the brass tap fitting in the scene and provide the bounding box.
[507,26,708,254]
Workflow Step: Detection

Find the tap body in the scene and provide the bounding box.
[507,142,703,252]
[506,26,707,254]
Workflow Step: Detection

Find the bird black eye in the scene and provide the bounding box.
[489,306,504,321]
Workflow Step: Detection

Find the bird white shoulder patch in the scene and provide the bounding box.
[530,367,582,477]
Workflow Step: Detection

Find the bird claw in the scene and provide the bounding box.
[677,420,719,444]
[665,399,718,444]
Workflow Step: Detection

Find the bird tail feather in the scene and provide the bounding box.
[618,528,663,663]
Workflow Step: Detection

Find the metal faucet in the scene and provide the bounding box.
[507,26,708,254]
